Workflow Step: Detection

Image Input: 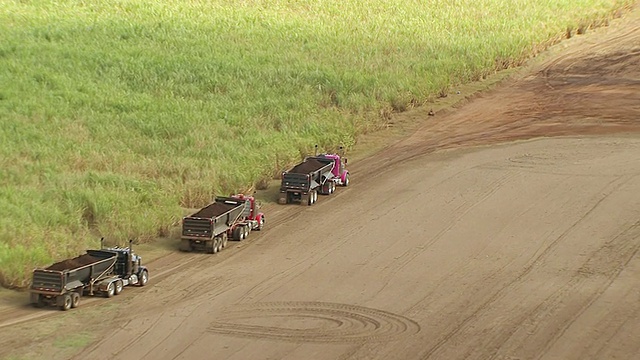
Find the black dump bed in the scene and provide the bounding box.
[288,158,332,174]
[281,158,334,191]
[31,250,117,294]
[182,198,246,239]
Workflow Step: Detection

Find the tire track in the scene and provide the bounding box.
[471,219,640,360]
[591,299,640,359]
[373,170,516,295]
[530,219,640,360]
[417,174,632,359]
[207,302,420,343]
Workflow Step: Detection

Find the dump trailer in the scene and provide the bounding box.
[279,151,350,206]
[30,241,149,311]
[180,194,265,253]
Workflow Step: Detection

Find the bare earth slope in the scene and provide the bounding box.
[1,6,639,360]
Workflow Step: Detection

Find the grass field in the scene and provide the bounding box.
[0,0,634,288]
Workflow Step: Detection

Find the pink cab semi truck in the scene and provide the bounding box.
[278,147,350,206]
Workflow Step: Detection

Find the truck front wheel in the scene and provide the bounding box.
[138,270,149,286]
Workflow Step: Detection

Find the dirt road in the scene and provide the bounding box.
[1,6,639,360]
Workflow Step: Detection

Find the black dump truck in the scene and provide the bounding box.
[29,240,148,311]
[278,156,336,206]
[180,194,265,254]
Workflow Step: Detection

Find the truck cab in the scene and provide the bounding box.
[311,153,350,187]
[226,194,265,231]
[102,239,149,288]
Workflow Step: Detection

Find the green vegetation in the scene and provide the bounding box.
[0,0,633,288]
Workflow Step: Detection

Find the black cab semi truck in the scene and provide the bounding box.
[29,239,148,311]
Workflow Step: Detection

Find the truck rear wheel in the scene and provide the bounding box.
[114,280,123,295]
[60,294,72,311]
[34,294,45,308]
[71,292,80,308]
[179,239,192,252]
[105,282,115,298]
[232,227,242,241]
[221,233,228,248]
[212,238,218,254]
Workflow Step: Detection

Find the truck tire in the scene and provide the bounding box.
[278,195,287,205]
[179,239,192,252]
[138,270,149,286]
[221,233,228,248]
[343,174,350,187]
[256,217,265,231]
[34,294,45,308]
[60,294,72,311]
[232,227,243,241]
[206,240,216,254]
[105,282,115,298]
[71,292,80,308]
[331,181,336,193]
[114,280,123,295]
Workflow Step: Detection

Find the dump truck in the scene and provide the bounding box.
[279,148,350,206]
[180,194,265,253]
[30,240,149,311]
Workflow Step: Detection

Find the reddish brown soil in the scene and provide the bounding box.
[190,201,239,218]
[45,254,101,271]
[288,158,329,174]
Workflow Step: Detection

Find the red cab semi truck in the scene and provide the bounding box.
[180,194,265,253]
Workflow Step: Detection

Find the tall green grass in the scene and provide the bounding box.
[0,0,634,288]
